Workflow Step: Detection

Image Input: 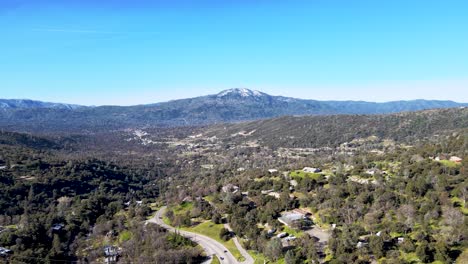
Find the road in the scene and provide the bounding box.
[224,223,254,264]
[147,206,240,264]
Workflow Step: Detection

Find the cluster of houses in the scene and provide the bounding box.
[432,155,463,163]
[124,200,144,207]
[356,232,405,249]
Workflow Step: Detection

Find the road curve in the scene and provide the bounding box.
[147,206,239,264]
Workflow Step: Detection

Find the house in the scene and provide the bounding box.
[268,169,278,174]
[261,189,274,195]
[0,166,6,170]
[267,192,281,199]
[278,211,308,227]
[201,164,214,169]
[356,241,368,249]
[222,184,239,193]
[237,167,245,172]
[103,245,120,264]
[0,247,12,256]
[303,167,321,173]
[135,201,143,206]
[292,208,312,217]
[450,156,462,163]
[52,223,64,231]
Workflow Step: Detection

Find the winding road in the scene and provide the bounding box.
[147,206,251,264]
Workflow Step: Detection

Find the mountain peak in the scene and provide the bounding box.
[217,88,265,98]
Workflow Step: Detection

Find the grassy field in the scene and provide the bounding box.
[396,251,420,263]
[456,248,468,263]
[290,170,322,179]
[211,255,221,264]
[118,230,132,243]
[203,195,215,203]
[249,250,285,264]
[181,221,245,261]
[249,250,269,264]
[173,201,194,214]
[437,160,461,168]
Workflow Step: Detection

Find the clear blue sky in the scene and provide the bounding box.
[1,0,467,105]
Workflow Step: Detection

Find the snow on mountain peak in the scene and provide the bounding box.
[217,88,265,97]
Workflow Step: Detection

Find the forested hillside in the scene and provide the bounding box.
[0,134,207,263]
[204,108,468,148]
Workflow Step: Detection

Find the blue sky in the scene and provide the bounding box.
[1,0,467,105]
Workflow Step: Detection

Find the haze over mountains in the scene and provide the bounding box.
[0,88,466,133]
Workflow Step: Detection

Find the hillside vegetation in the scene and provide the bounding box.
[205,108,468,148]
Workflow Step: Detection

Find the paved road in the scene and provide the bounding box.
[224,224,254,264]
[147,206,239,264]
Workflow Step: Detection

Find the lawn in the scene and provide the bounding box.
[163,201,195,222]
[290,170,322,180]
[211,255,221,264]
[149,202,160,211]
[249,250,269,264]
[174,201,194,214]
[437,160,461,168]
[399,251,420,263]
[181,221,245,261]
[203,195,215,203]
[281,225,303,238]
[249,250,285,264]
[118,230,132,243]
[456,247,468,263]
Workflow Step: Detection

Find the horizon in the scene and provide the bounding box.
[2,0,468,105]
[2,87,468,107]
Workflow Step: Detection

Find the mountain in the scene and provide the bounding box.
[0,88,466,133]
[0,99,85,110]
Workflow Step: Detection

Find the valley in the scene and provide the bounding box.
[0,106,466,263]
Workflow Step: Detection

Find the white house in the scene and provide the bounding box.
[303,167,321,173]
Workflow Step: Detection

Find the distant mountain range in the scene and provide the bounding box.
[0,99,84,110]
[0,88,466,133]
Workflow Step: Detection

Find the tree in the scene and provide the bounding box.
[369,235,384,259]
[285,250,297,264]
[265,238,283,261]
[219,228,230,241]
[212,211,222,224]
[416,240,431,263]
